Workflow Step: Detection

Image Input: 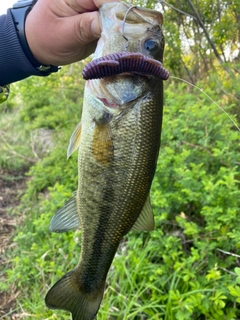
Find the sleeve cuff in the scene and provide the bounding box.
[0,9,57,86]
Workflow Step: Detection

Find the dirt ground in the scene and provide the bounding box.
[0,169,28,319]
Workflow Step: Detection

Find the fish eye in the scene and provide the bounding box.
[144,39,159,52]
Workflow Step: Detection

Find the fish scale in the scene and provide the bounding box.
[45,2,167,319]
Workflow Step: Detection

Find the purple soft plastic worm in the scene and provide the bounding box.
[82,52,169,80]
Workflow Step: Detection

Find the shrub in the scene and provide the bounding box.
[2,71,240,319]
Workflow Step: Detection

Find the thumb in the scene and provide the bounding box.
[72,11,101,44]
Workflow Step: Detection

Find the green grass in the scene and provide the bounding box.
[1,63,240,319]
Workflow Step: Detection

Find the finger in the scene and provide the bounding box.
[65,0,97,13]
[93,0,120,9]
[72,11,101,43]
[67,0,120,11]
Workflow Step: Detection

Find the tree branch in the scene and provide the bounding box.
[159,1,197,20]
[185,0,223,63]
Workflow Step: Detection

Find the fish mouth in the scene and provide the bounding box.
[82,52,169,81]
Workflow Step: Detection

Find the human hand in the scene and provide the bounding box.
[25,0,119,66]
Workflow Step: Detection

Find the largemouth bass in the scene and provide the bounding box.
[45,2,168,319]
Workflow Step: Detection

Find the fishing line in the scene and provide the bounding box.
[169,75,240,132]
[121,5,137,50]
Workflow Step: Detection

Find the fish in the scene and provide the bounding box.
[45,2,168,319]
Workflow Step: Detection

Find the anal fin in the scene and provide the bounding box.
[49,193,80,233]
[131,194,154,232]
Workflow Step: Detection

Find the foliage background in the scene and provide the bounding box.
[1,0,240,319]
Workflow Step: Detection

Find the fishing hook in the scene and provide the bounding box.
[121,5,137,50]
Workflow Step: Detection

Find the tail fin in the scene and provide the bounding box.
[45,269,105,320]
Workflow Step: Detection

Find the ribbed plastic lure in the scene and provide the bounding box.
[82,52,169,80]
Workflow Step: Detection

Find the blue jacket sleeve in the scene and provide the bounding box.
[0,9,48,86]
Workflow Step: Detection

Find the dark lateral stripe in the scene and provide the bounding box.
[83,184,119,293]
[82,52,169,80]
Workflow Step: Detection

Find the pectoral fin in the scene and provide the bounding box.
[49,193,80,233]
[67,121,82,159]
[92,123,114,166]
[131,194,154,231]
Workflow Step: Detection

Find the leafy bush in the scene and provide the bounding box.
[2,65,240,319]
